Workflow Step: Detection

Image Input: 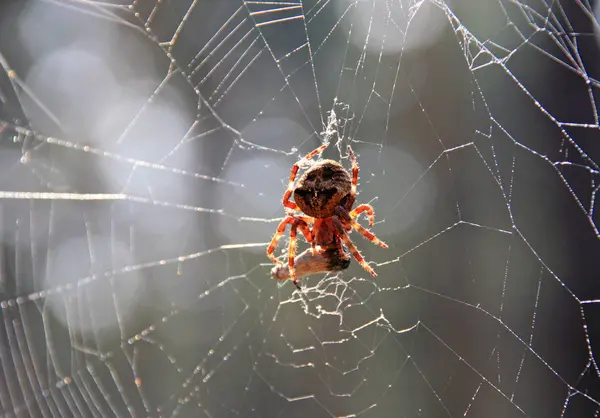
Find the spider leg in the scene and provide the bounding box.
[288,218,312,289]
[294,215,315,225]
[297,221,314,253]
[289,215,317,254]
[335,206,388,248]
[296,215,322,255]
[267,216,313,282]
[331,217,377,277]
[304,143,328,160]
[350,204,375,227]
[347,145,359,202]
[267,216,295,263]
[282,144,328,211]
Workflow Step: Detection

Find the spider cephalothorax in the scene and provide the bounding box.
[293,160,352,218]
[267,144,388,289]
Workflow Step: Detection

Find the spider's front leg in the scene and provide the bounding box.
[351,204,375,227]
[267,216,313,289]
[331,217,377,277]
[345,147,377,228]
[267,216,313,263]
[282,144,327,211]
[346,145,359,209]
[335,206,388,249]
[295,215,318,254]
[287,218,313,289]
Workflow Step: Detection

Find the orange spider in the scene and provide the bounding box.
[267,144,388,289]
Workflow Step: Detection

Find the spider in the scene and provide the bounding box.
[267,144,388,289]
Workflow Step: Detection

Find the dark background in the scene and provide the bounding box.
[0,0,599,417]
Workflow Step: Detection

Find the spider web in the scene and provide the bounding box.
[0,0,599,416]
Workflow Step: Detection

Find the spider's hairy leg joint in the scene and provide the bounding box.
[303,144,328,161]
[331,216,377,277]
[335,206,388,249]
[351,204,375,227]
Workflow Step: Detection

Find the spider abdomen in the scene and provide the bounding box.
[293,160,351,218]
